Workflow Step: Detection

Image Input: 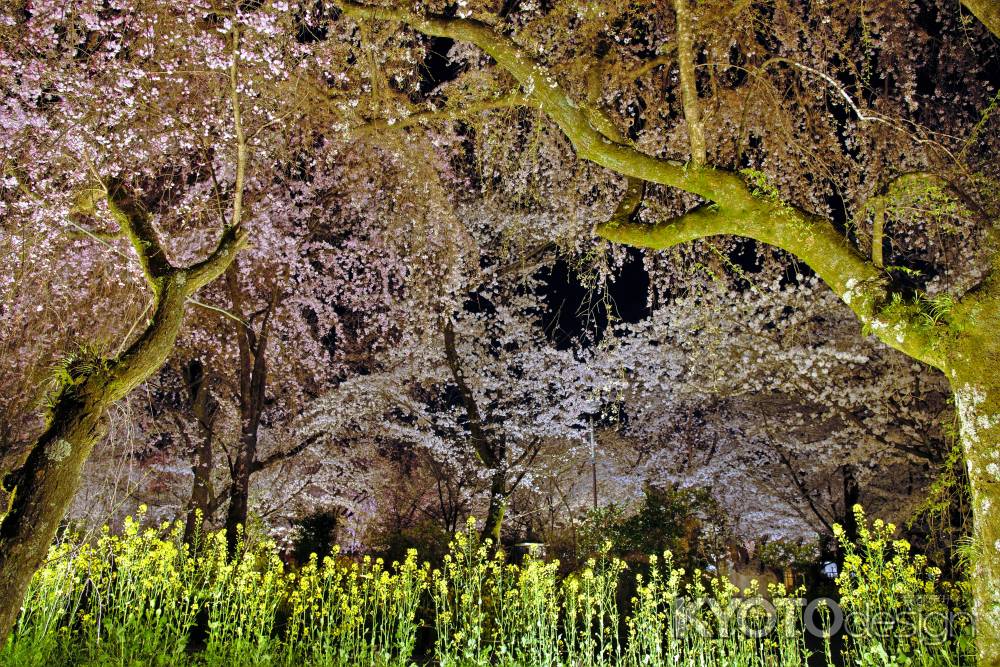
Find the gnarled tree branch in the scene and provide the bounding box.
[252,434,321,473]
[335,0,734,203]
[104,179,174,288]
[355,92,536,134]
[599,203,946,369]
[336,0,947,371]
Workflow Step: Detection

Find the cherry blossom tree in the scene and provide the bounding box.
[303,261,606,543]
[0,0,432,624]
[116,147,413,549]
[331,0,1000,658]
[2,0,998,660]
[605,265,949,539]
[0,0,296,642]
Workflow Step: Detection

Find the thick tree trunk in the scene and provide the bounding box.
[0,277,191,643]
[0,397,108,642]
[949,296,1000,664]
[953,377,1000,664]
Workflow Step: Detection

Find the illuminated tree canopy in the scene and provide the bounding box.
[1,0,998,661]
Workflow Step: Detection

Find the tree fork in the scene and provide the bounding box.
[0,181,245,645]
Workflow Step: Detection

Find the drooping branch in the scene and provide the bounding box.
[334,2,948,370]
[335,0,736,204]
[600,202,946,368]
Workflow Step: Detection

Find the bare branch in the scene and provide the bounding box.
[354,92,537,135]
[229,25,247,231]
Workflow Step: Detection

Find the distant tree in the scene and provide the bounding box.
[607,267,951,541]
[307,280,600,544]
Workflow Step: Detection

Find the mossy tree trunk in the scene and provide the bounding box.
[949,280,1000,662]
[961,0,1000,38]
[953,376,1000,659]
[336,2,1000,660]
[0,180,245,646]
